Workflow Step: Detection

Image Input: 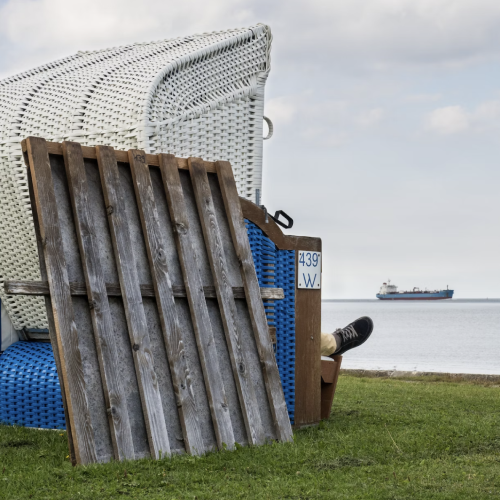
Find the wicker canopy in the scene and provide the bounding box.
[0,24,272,330]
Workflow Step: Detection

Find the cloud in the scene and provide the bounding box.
[4,0,500,78]
[427,106,469,135]
[265,97,296,125]
[473,100,500,125]
[406,94,442,103]
[300,127,349,148]
[0,0,249,77]
[265,95,386,147]
[427,101,500,135]
[356,107,385,127]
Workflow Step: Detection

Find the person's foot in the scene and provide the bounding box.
[331,316,373,356]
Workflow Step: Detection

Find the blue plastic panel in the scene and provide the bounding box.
[0,341,65,429]
[245,220,296,423]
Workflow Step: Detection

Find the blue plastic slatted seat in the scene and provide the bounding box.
[245,220,296,423]
[0,341,65,429]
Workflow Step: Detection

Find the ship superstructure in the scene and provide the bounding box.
[376,280,454,300]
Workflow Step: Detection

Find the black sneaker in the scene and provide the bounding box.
[331,316,373,356]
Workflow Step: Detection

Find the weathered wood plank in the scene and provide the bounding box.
[4,280,284,300]
[128,149,205,456]
[268,327,277,345]
[188,157,265,446]
[95,145,170,459]
[24,145,77,464]
[294,264,322,427]
[215,160,293,442]
[62,141,135,461]
[320,355,342,421]
[31,141,216,172]
[239,197,322,253]
[24,136,97,464]
[158,153,235,451]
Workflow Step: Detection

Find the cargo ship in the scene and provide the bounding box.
[376,280,454,300]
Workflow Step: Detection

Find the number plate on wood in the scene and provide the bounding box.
[298,251,321,289]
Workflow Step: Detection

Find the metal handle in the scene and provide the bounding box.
[270,210,293,229]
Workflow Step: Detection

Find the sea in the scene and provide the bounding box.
[321,299,500,375]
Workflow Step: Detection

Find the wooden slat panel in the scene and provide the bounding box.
[95,145,170,459]
[188,157,265,446]
[62,141,135,461]
[158,153,235,451]
[24,137,97,464]
[128,149,205,456]
[4,280,284,300]
[215,160,293,442]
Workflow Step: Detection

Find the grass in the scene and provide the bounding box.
[1,374,499,499]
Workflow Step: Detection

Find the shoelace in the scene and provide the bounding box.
[334,325,358,343]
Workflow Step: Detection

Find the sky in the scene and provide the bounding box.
[1,0,499,298]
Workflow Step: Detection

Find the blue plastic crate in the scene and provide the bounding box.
[245,220,296,424]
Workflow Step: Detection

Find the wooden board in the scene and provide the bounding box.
[4,281,284,300]
[215,161,293,442]
[24,154,77,465]
[128,149,204,456]
[20,137,290,464]
[62,141,135,461]
[96,145,171,460]
[24,137,97,465]
[189,157,265,446]
[321,356,342,420]
[158,153,235,451]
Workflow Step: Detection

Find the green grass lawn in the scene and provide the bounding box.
[1,374,499,499]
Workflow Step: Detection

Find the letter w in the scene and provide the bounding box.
[302,273,316,288]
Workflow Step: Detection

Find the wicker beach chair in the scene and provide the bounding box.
[0,24,272,331]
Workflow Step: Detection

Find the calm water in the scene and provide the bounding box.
[322,300,500,375]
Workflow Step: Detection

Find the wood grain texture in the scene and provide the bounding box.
[215,160,293,442]
[24,145,77,465]
[239,198,321,252]
[23,140,216,172]
[188,157,265,446]
[4,281,284,300]
[24,137,97,465]
[129,149,205,456]
[159,153,235,451]
[320,358,337,384]
[268,327,277,345]
[320,355,342,420]
[294,252,322,427]
[95,145,170,459]
[62,141,135,461]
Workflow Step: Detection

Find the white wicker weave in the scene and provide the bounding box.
[0,24,272,330]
